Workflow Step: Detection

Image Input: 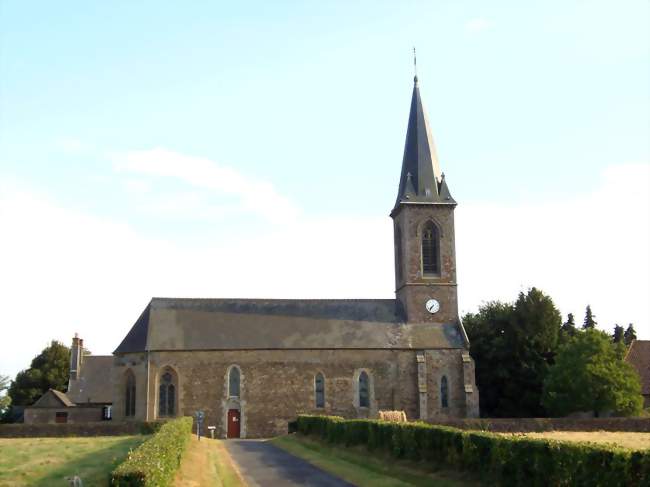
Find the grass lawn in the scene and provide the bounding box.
[271,434,477,487]
[0,435,146,487]
[498,431,650,450]
[174,436,245,487]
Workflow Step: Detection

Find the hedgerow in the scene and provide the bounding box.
[296,415,650,487]
[111,417,193,486]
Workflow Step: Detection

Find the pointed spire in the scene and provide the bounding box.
[393,74,454,210]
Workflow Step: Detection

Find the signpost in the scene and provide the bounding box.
[195,410,205,441]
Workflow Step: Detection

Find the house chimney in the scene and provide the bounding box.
[69,333,83,381]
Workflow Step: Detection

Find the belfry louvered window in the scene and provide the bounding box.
[159,370,176,417]
[395,226,403,282]
[125,370,136,417]
[422,221,440,275]
[315,373,325,408]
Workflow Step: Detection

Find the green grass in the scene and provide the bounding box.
[212,439,246,487]
[271,434,476,487]
[173,436,246,487]
[0,435,147,487]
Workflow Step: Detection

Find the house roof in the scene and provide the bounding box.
[625,340,650,395]
[31,389,75,408]
[393,76,456,212]
[114,297,467,354]
[67,355,113,404]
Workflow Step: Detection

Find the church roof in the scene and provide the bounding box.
[625,340,650,395]
[67,355,113,404]
[114,297,466,353]
[393,76,456,212]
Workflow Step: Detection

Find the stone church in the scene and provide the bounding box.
[26,75,479,437]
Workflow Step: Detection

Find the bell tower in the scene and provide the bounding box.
[391,75,459,324]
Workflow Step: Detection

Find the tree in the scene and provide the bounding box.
[464,287,562,417]
[559,313,578,342]
[0,375,10,415]
[583,305,597,329]
[623,324,637,347]
[612,324,625,343]
[463,300,514,417]
[542,329,643,417]
[6,341,70,407]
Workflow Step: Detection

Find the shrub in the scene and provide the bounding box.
[111,417,193,486]
[296,415,650,487]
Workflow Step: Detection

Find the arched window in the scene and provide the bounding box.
[125,370,136,417]
[395,226,403,282]
[441,375,449,409]
[315,373,325,408]
[421,221,440,275]
[158,369,176,417]
[229,366,240,398]
[359,371,370,408]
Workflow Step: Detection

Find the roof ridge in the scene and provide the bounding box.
[151,297,396,302]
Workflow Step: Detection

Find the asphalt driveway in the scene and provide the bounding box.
[225,439,355,487]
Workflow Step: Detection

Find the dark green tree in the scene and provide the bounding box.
[612,324,625,343]
[464,287,562,417]
[6,341,70,407]
[542,329,643,417]
[559,313,578,342]
[0,375,10,414]
[583,305,597,329]
[463,300,514,417]
[623,324,637,347]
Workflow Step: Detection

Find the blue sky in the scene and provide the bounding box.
[1,1,648,376]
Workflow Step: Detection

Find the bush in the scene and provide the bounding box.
[111,417,193,486]
[296,415,650,486]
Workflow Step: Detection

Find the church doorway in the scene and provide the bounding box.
[227,409,240,438]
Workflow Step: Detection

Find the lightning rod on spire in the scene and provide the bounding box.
[413,47,417,81]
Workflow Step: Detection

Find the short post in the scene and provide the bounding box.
[208,426,216,439]
[195,410,205,441]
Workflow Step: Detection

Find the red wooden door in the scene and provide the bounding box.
[227,409,240,438]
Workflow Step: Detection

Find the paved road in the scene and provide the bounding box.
[225,439,355,487]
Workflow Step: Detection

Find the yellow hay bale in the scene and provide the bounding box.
[379,410,407,422]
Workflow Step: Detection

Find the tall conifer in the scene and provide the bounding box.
[623,323,637,347]
[583,305,597,329]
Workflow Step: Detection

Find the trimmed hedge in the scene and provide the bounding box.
[296,415,650,487]
[111,417,193,486]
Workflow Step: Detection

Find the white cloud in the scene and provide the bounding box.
[457,163,650,332]
[112,148,300,224]
[0,162,648,381]
[465,18,492,33]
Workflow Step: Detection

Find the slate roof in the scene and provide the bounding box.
[50,389,75,407]
[114,297,467,354]
[393,76,455,212]
[67,355,113,404]
[625,340,650,395]
[31,389,75,408]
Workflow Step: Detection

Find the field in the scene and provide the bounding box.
[0,436,146,487]
[498,431,650,450]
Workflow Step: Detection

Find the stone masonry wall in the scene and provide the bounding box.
[24,406,103,424]
[112,348,471,438]
[393,204,459,324]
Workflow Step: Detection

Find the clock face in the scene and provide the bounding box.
[425,299,440,314]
